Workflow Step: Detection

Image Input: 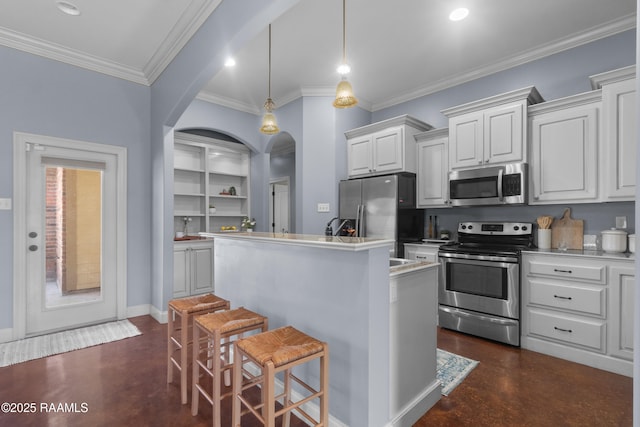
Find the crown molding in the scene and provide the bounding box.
[195,92,261,115]
[371,14,637,112]
[0,26,149,84]
[0,0,221,86]
[144,0,222,84]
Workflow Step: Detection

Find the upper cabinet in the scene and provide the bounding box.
[415,128,449,208]
[528,91,601,205]
[442,87,543,170]
[591,65,637,202]
[345,115,433,178]
[174,132,250,235]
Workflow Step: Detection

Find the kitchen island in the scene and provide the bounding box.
[200,231,440,427]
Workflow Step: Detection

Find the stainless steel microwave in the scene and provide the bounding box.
[448,162,527,206]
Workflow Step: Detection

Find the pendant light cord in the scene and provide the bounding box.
[342,0,346,64]
[268,24,272,99]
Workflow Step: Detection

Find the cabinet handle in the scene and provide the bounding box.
[416,255,427,260]
[553,268,572,274]
[553,294,572,300]
[478,160,482,164]
[554,326,572,333]
[533,196,539,200]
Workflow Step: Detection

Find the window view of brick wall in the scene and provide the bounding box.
[45,167,102,294]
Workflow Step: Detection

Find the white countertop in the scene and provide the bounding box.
[522,247,635,261]
[199,231,394,252]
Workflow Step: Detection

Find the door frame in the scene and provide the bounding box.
[13,132,128,339]
[269,176,290,233]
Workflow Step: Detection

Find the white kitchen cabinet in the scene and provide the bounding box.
[174,132,250,234]
[608,264,635,361]
[522,252,634,376]
[528,91,601,204]
[345,115,432,178]
[173,240,214,298]
[591,66,637,201]
[404,243,441,263]
[415,128,450,207]
[442,86,543,170]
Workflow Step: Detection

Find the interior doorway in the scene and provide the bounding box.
[269,178,290,233]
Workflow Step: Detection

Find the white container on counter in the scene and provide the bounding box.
[629,234,635,253]
[601,228,627,253]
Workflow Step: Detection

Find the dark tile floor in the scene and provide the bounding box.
[0,316,632,426]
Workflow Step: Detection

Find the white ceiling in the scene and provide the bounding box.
[0,0,636,114]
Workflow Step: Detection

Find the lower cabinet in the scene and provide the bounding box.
[404,243,441,263]
[522,252,634,376]
[173,240,214,298]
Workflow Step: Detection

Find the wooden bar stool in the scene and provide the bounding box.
[232,326,329,427]
[167,293,230,404]
[191,307,268,427]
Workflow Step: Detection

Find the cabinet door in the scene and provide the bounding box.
[609,265,635,361]
[529,104,599,204]
[417,137,449,207]
[603,79,636,201]
[484,102,524,165]
[190,244,214,295]
[449,111,483,169]
[172,246,189,298]
[347,135,373,177]
[372,127,404,173]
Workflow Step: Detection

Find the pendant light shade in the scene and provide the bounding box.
[260,24,280,134]
[334,0,357,108]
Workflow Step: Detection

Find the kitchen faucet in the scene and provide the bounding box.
[325,217,351,236]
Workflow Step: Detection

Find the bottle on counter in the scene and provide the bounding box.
[434,216,438,239]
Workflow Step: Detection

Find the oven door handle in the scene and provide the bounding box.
[497,168,504,201]
[439,306,519,326]
[439,251,519,264]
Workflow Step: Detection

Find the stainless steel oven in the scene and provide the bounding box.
[438,222,533,346]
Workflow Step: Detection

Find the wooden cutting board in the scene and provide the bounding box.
[551,208,583,250]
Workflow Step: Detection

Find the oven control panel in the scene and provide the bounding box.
[458,222,533,236]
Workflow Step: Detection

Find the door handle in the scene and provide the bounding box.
[29,231,38,238]
[29,245,38,252]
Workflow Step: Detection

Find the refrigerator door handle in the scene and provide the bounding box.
[358,204,365,237]
[354,205,361,237]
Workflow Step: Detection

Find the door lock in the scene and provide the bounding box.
[29,245,38,252]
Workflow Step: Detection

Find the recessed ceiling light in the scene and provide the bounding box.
[56,1,81,16]
[224,57,236,67]
[449,7,469,22]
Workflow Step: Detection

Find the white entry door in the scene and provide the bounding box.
[269,180,290,233]
[15,133,126,337]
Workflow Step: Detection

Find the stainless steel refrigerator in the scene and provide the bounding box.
[338,173,424,258]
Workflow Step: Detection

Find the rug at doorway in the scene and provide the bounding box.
[0,320,141,367]
[437,348,479,396]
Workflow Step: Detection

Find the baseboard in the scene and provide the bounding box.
[126,304,151,318]
[388,379,441,427]
[0,328,14,343]
[149,305,168,324]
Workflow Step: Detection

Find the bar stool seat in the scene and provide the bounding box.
[167,293,230,404]
[232,326,329,427]
[192,307,268,427]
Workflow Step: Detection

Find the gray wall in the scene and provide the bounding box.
[0,44,152,329]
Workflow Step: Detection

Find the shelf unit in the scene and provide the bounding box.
[174,132,250,235]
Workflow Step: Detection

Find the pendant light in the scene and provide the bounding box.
[260,24,280,134]
[333,0,358,108]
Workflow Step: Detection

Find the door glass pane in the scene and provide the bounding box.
[45,167,102,308]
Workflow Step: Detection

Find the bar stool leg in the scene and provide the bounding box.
[180,311,189,404]
[232,348,243,427]
[191,322,201,416]
[212,329,223,427]
[167,308,174,384]
[264,361,276,427]
[283,367,291,427]
[320,348,329,425]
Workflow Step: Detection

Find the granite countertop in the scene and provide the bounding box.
[389,260,439,276]
[199,231,394,252]
[522,247,635,261]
